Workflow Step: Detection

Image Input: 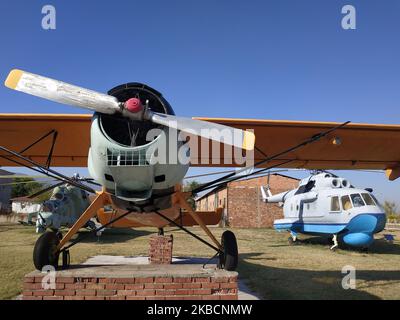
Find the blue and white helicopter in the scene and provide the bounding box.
[261,172,387,250]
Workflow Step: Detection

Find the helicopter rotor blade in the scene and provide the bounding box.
[28,181,65,199]
[79,178,102,187]
[0,175,49,179]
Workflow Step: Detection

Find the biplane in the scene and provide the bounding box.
[1,69,400,271]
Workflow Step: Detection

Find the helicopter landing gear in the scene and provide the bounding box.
[62,250,70,269]
[33,231,60,270]
[330,234,339,251]
[288,231,298,245]
[86,220,97,231]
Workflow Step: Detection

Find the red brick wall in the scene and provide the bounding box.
[149,235,173,264]
[22,273,238,300]
[227,174,299,228]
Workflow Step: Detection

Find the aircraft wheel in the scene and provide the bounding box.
[33,231,60,270]
[288,237,297,245]
[62,250,70,269]
[220,230,238,271]
[86,220,96,230]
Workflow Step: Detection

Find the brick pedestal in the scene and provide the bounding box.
[148,235,173,264]
[22,264,238,300]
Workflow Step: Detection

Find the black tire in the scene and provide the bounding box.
[33,231,60,270]
[62,250,70,269]
[288,236,296,245]
[220,230,238,271]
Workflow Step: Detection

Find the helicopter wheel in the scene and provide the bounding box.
[361,247,369,253]
[219,231,238,271]
[288,237,296,245]
[86,220,96,230]
[62,250,70,269]
[33,231,60,270]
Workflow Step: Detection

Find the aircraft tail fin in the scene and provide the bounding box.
[260,186,272,202]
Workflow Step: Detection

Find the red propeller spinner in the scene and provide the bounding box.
[125,98,143,113]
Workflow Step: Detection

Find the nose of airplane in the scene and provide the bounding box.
[342,213,386,247]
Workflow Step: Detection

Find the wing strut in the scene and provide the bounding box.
[0,145,95,194]
[192,121,351,194]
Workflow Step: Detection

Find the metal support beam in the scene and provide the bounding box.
[153,210,221,253]
[173,188,221,249]
[57,191,111,250]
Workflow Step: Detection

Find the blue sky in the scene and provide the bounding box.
[0,1,399,205]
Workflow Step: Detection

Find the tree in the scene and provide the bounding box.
[11,178,46,200]
[383,201,399,222]
[183,180,202,210]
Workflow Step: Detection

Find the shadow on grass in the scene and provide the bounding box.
[70,228,154,244]
[237,252,400,300]
[274,234,400,255]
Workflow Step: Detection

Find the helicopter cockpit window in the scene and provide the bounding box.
[370,194,380,206]
[341,195,352,210]
[295,180,315,195]
[54,192,64,201]
[350,193,365,207]
[330,196,341,212]
[361,193,376,206]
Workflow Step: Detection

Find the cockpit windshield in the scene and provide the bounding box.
[350,193,365,207]
[361,193,376,206]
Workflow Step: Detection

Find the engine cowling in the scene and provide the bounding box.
[87,83,189,203]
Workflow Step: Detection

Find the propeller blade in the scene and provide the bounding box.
[4,69,121,114]
[80,178,102,187]
[4,70,255,150]
[148,112,255,150]
[0,180,57,187]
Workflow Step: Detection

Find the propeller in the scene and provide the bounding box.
[5,69,255,150]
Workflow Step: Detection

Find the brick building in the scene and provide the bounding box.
[195,173,299,228]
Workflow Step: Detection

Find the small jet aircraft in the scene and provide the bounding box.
[261,172,386,250]
[2,69,400,271]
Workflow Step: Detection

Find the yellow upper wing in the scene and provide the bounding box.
[0,114,91,167]
[1,114,400,179]
[191,117,400,180]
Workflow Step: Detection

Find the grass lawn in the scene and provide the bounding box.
[0,222,400,300]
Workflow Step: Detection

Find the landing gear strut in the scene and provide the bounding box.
[288,231,298,245]
[330,234,339,251]
[219,231,238,271]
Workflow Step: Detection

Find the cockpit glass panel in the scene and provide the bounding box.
[370,194,380,206]
[350,193,365,207]
[54,192,64,201]
[341,195,352,210]
[361,193,375,206]
[330,196,340,211]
